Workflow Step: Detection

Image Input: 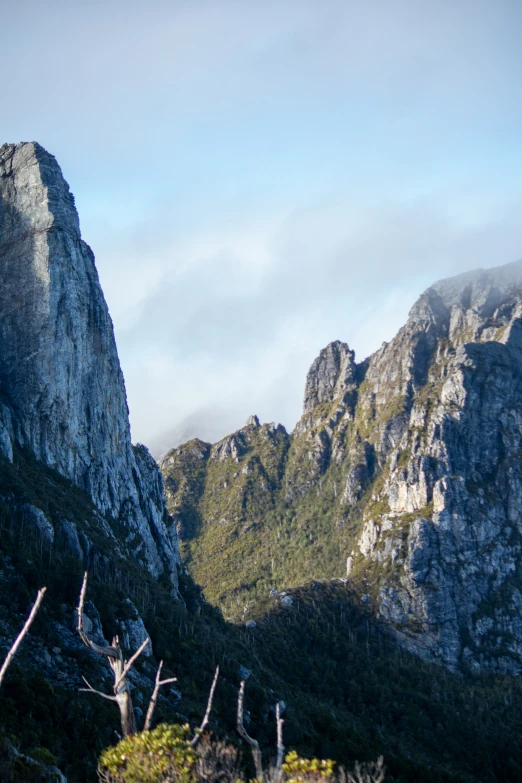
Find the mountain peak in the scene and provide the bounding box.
[0,141,180,584]
[303,340,357,414]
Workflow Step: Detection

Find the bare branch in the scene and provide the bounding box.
[346,757,386,783]
[144,660,164,732]
[76,574,136,737]
[190,665,219,747]
[237,680,263,780]
[0,587,46,688]
[114,636,151,692]
[76,572,118,660]
[144,660,178,731]
[79,676,117,702]
[275,701,285,777]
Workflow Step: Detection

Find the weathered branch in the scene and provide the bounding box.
[190,665,219,747]
[144,660,178,731]
[237,680,263,780]
[347,756,386,783]
[114,636,151,693]
[80,676,117,702]
[76,572,140,736]
[0,587,46,688]
[275,701,285,777]
[77,572,118,659]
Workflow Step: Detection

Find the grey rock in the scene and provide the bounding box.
[239,664,252,680]
[21,503,54,544]
[0,401,14,461]
[58,518,83,560]
[211,431,247,462]
[6,741,67,783]
[159,245,522,673]
[168,687,182,703]
[0,142,180,586]
[73,600,108,646]
[303,340,357,414]
[352,259,522,672]
[245,619,257,629]
[118,598,152,657]
[281,595,293,607]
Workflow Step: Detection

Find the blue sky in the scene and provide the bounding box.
[3,0,522,452]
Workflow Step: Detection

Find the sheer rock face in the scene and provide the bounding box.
[355,263,522,673]
[165,259,522,672]
[294,262,522,672]
[0,142,179,584]
[303,341,357,414]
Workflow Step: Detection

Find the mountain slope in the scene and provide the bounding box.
[0,143,522,782]
[162,260,522,673]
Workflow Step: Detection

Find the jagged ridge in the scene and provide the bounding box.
[162,259,522,673]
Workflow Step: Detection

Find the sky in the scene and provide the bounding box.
[3,0,522,455]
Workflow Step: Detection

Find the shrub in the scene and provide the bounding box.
[195,736,240,783]
[282,750,336,782]
[97,723,198,783]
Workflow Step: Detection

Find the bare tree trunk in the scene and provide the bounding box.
[144,660,177,732]
[77,572,150,737]
[115,687,137,737]
[274,702,285,780]
[0,587,46,688]
[237,680,263,780]
[190,666,219,747]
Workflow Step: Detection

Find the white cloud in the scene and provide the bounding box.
[112,189,522,454]
[3,0,522,454]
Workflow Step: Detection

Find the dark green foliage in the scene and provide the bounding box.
[0,448,521,782]
[241,581,522,782]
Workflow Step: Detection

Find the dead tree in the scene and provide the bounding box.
[143,659,178,731]
[0,587,46,688]
[77,572,150,737]
[274,702,285,781]
[190,665,220,747]
[237,682,286,782]
[143,661,219,739]
[346,757,386,783]
[77,572,220,740]
[237,680,263,780]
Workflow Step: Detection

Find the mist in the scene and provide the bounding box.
[2,0,522,454]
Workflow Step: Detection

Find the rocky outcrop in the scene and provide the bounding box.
[351,263,522,673]
[117,598,152,657]
[165,260,522,672]
[160,418,290,609]
[303,341,357,414]
[161,418,289,538]
[0,142,179,585]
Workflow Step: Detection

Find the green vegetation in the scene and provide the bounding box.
[98,724,197,783]
[162,387,419,620]
[1,383,521,781]
[98,729,376,783]
[282,750,336,781]
[0,455,521,783]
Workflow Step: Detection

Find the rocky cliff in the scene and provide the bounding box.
[0,142,179,584]
[162,260,522,673]
[2,142,522,783]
